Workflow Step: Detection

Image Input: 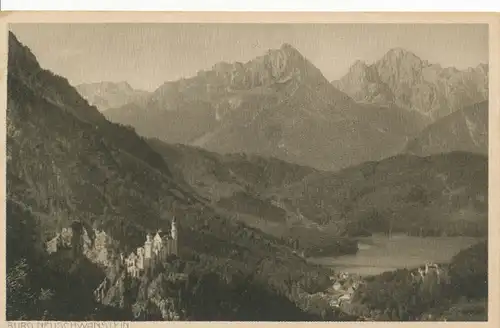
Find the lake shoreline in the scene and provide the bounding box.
[306,235,484,277]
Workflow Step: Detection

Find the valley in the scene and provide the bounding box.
[6,24,490,323]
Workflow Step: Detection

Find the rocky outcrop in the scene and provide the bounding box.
[333,48,488,120]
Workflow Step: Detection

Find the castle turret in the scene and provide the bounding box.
[171,217,178,256]
[143,233,153,273]
[137,247,145,270]
[144,234,152,259]
[171,217,177,240]
[153,230,163,255]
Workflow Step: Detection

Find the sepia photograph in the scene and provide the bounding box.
[2,14,495,323]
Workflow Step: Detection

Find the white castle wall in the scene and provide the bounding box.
[45,218,179,280]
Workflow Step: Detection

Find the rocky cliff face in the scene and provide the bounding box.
[333,48,488,120]
[200,43,330,91]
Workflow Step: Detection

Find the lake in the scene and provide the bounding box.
[307,234,484,276]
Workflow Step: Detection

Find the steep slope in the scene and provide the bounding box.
[333,48,488,120]
[7,32,338,321]
[405,101,488,156]
[76,81,150,112]
[106,44,429,171]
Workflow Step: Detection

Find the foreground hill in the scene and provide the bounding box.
[76,81,150,112]
[7,32,339,321]
[106,44,429,171]
[333,48,488,120]
[148,140,488,242]
[404,101,488,156]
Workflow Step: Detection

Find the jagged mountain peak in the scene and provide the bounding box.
[280,42,296,50]
[334,46,488,120]
[176,41,330,96]
[352,59,367,67]
[348,60,369,74]
[383,47,422,61]
[377,47,424,71]
[275,42,306,59]
[239,42,325,86]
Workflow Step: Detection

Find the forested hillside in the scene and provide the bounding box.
[6,31,341,321]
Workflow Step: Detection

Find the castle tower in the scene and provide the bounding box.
[153,230,163,256]
[171,217,178,256]
[144,233,152,271]
[136,247,145,270]
[171,217,177,240]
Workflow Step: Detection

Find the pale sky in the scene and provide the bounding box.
[10,23,489,92]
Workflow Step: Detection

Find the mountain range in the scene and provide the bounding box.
[332,48,488,120]
[103,44,432,171]
[7,30,489,321]
[76,81,150,112]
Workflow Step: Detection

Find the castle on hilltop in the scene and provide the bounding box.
[410,262,449,285]
[45,216,179,279]
[122,217,179,278]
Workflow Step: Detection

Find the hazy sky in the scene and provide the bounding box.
[10,23,489,91]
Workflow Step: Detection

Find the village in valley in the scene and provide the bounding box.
[302,261,449,320]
